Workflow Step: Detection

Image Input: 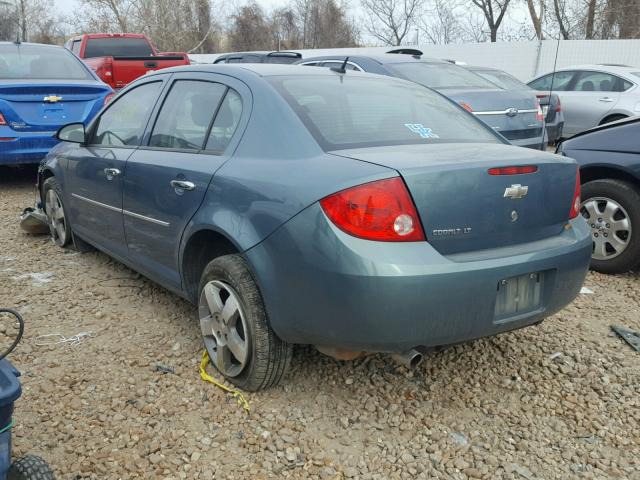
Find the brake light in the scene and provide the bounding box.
[0,113,6,126]
[569,168,581,219]
[104,93,116,106]
[488,165,538,175]
[320,177,425,242]
[535,99,544,122]
[459,102,473,113]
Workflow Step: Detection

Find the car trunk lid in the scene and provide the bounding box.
[0,83,108,132]
[441,88,542,142]
[330,143,578,255]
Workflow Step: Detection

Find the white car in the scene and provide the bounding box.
[528,64,640,137]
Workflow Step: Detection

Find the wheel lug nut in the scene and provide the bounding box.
[604,233,608,237]
[598,218,602,222]
[606,223,610,228]
[591,224,595,228]
[594,233,599,237]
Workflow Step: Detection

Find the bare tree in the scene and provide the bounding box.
[526,0,544,39]
[228,2,272,51]
[468,0,512,41]
[360,0,425,45]
[418,0,464,44]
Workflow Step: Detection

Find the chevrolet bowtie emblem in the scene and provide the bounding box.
[43,95,63,103]
[504,184,528,199]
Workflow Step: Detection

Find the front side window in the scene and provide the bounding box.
[387,63,497,90]
[528,71,575,91]
[574,71,622,92]
[149,80,226,150]
[205,89,243,152]
[0,44,91,80]
[92,81,162,147]
[270,75,500,151]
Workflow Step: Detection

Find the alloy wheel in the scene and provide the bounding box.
[45,189,68,246]
[198,280,250,377]
[581,196,632,261]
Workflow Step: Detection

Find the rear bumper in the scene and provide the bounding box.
[246,204,592,352]
[0,132,58,165]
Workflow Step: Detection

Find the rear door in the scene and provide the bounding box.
[66,79,166,258]
[122,73,247,288]
[561,71,623,134]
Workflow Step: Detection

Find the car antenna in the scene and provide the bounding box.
[540,35,561,152]
[331,57,349,74]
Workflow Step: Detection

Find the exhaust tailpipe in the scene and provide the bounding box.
[391,349,423,369]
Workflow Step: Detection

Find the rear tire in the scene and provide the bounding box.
[581,179,640,274]
[8,455,55,480]
[42,177,71,248]
[197,254,292,391]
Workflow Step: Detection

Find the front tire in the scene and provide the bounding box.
[581,179,640,274]
[8,455,55,480]
[197,254,292,391]
[42,177,71,248]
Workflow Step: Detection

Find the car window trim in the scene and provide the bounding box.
[201,87,245,155]
[300,60,364,72]
[141,78,228,153]
[86,79,166,148]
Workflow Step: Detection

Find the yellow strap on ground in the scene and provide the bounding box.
[199,350,250,413]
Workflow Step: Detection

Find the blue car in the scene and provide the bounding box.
[557,116,640,274]
[0,42,113,165]
[36,65,591,390]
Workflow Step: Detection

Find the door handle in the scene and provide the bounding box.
[599,97,614,103]
[103,168,121,180]
[170,180,196,191]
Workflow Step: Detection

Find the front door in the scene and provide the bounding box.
[122,75,246,287]
[67,80,164,258]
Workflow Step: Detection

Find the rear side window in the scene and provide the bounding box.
[270,76,500,150]
[71,40,81,55]
[149,80,226,150]
[92,81,162,147]
[84,37,153,58]
[206,89,243,152]
[528,71,575,91]
[574,71,622,92]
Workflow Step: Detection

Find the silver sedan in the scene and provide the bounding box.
[528,64,640,137]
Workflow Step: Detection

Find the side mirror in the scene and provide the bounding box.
[56,123,86,144]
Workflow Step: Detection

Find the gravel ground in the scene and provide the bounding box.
[0,165,639,480]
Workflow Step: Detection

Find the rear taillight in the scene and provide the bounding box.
[555,97,562,113]
[535,99,544,122]
[104,93,116,106]
[95,59,114,87]
[569,168,581,219]
[0,113,6,126]
[320,177,425,242]
[488,165,538,175]
[459,102,473,113]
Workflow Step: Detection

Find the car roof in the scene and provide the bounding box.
[300,53,447,65]
[152,63,388,78]
[0,41,65,50]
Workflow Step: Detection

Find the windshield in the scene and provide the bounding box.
[387,62,498,90]
[474,70,530,90]
[0,44,92,80]
[269,75,501,151]
[84,37,154,58]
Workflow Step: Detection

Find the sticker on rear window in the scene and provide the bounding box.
[404,123,439,139]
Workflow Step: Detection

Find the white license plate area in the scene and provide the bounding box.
[494,272,543,320]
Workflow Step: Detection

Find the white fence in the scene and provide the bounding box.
[190,39,640,82]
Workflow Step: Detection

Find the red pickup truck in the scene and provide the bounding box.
[65,33,190,89]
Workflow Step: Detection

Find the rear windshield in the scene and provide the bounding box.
[387,63,498,90]
[474,70,530,90]
[0,44,91,80]
[84,37,154,58]
[269,75,501,150]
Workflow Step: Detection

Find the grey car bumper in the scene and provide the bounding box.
[246,204,592,353]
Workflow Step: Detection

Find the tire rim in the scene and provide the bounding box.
[45,189,68,246]
[580,196,632,261]
[198,280,249,377]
